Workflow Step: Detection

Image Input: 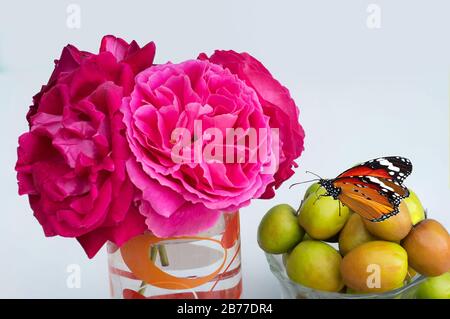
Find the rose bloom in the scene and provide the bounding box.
[199,50,305,198]
[16,36,155,258]
[122,60,276,237]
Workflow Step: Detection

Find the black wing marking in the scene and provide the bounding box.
[364,156,412,186]
[332,156,413,222]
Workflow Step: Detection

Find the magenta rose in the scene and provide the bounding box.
[16,35,155,258]
[122,59,276,237]
[199,51,305,198]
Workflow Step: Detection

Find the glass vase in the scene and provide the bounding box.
[107,212,242,299]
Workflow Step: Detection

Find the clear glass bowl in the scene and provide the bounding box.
[265,253,426,299]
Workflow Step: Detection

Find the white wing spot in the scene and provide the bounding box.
[366,176,395,191]
[377,159,400,172]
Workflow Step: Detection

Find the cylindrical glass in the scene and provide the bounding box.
[108,212,242,299]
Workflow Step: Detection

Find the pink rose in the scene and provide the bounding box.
[16,35,155,258]
[199,51,305,198]
[122,60,275,237]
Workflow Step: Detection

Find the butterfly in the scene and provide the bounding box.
[298,156,413,222]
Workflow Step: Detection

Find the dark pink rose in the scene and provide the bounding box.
[16,36,155,258]
[122,60,275,237]
[199,51,305,198]
[26,45,93,124]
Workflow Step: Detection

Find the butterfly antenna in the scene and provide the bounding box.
[305,171,323,180]
[289,178,320,189]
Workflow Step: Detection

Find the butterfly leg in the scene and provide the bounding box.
[312,194,328,206]
[338,201,341,217]
[314,185,324,197]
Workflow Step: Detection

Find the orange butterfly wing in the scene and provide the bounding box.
[337,166,392,179]
[329,157,412,222]
[338,157,412,185]
[334,180,397,221]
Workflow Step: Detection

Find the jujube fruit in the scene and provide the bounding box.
[363,201,412,242]
[286,240,344,292]
[403,189,425,225]
[298,187,350,240]
[257,204,304,254]
[401,219,450,277]
[341,241,408,293]
[339,214,377,255]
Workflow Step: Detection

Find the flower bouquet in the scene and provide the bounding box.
[16,35,304,298]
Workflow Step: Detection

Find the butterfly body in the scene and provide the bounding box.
[317,156,412,222]
[318,179,341,200]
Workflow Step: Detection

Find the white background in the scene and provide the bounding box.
[0,0,449,298]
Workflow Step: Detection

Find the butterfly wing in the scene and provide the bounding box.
[336,181,398,221]
[337,156,412,185]
[333,157,412,222]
